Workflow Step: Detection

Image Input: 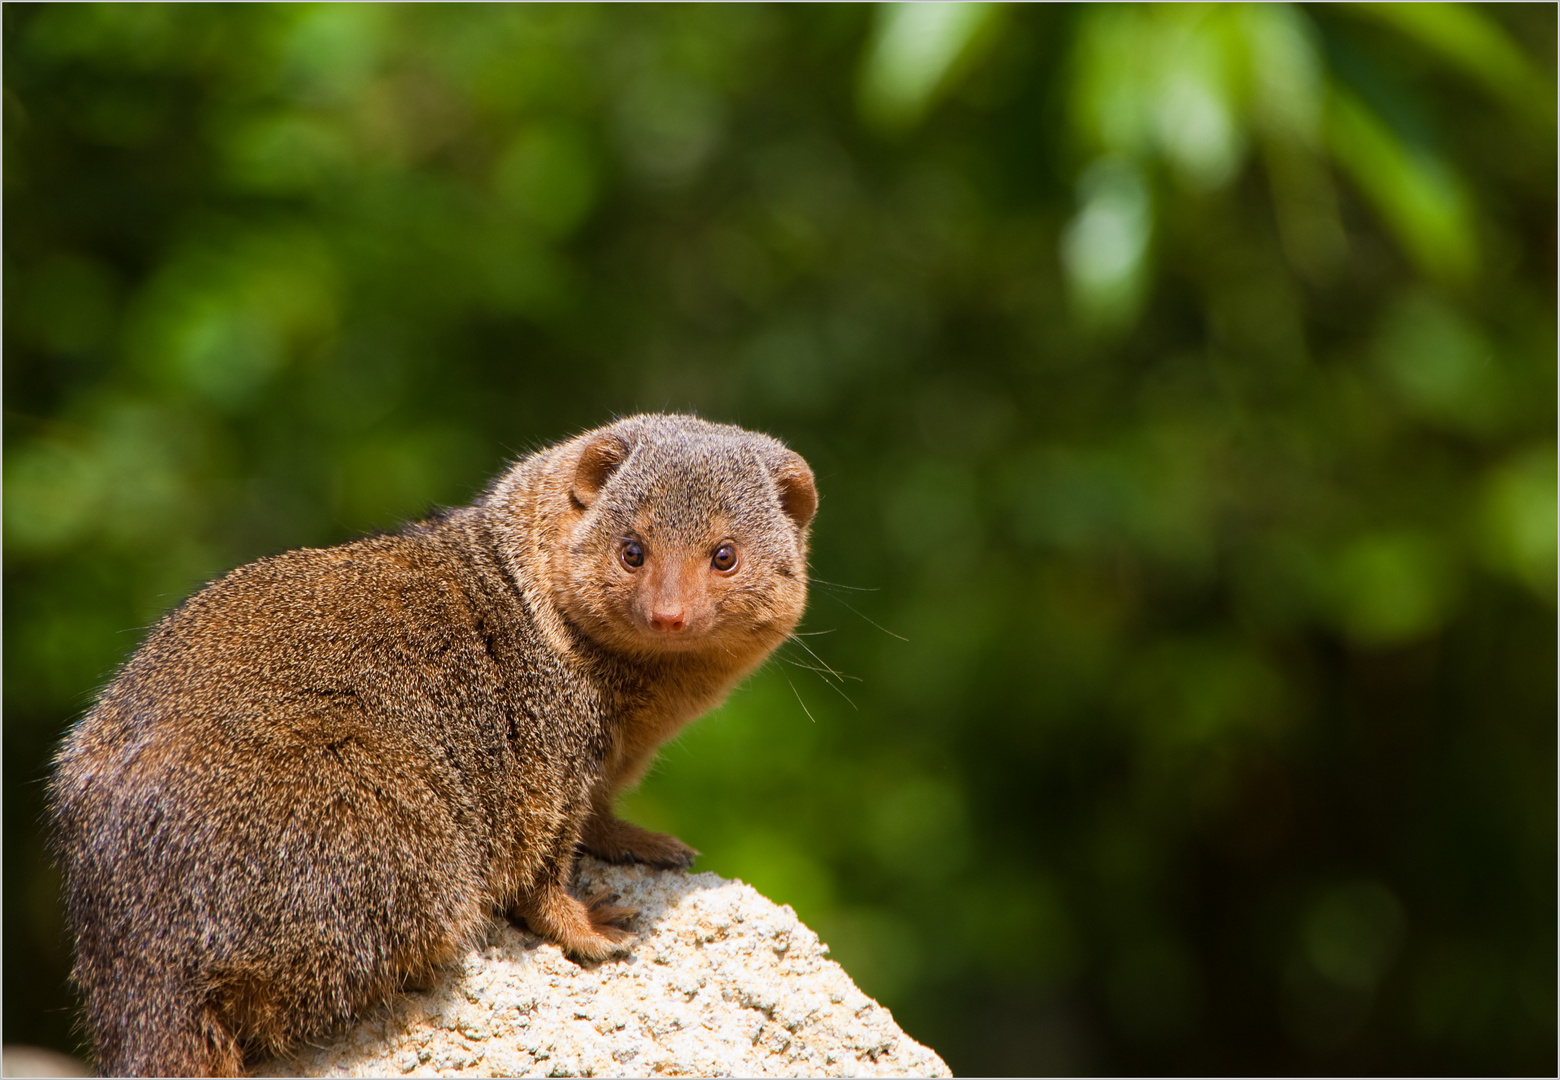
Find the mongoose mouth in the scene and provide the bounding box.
[628,618,722,652]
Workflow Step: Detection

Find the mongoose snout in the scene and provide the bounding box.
[630,545,737,638]
[48,414,816,1078]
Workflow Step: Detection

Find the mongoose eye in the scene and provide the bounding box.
[619,540,645,570]
[711,544,739,573]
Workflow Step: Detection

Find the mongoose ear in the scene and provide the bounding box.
[774,453,817,529]
[570,433,629,510]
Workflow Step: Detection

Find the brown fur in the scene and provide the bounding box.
[47,414,816,1077]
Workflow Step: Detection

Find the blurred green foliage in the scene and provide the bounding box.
[4,4,1554,1074]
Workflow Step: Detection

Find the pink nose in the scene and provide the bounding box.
[650,608,687,633]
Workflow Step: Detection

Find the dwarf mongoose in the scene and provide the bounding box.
[48,414,817,1077]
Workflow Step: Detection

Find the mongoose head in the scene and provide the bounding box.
[543,415,816,660]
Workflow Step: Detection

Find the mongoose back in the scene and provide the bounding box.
[48,414,818,1077]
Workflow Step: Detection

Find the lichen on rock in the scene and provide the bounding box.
[262,859,950,1078]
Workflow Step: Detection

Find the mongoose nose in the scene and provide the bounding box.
[649,608,687,633]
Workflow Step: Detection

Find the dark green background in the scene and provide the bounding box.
[5,4,1555,1074]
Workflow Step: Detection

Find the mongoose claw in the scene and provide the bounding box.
[585,889,637,931]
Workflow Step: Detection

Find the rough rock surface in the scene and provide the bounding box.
[262,859,950,1078]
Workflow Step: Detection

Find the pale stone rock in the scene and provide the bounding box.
[261,859,950,1078]
[1,1045,88,1078]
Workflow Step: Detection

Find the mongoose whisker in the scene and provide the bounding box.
[785,678,819,724]
[779,657,860,710]
[808,577,880,593]
[820,593,908,642]
[783,631,850,685]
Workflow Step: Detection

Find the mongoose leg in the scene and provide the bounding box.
[581,775,697,868]
[514,883,635,961]
[580,811,699,869]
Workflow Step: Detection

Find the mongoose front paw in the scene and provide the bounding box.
[560,920,635,962]
[515,885,637,962]
[572,893,637,960]
[583,816,699,869]
[635,833,698,870]
[586,890,637,936]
